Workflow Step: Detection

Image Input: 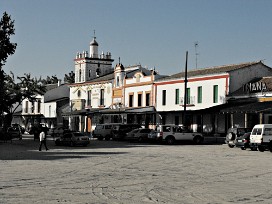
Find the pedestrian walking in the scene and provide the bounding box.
[39,127,49,151]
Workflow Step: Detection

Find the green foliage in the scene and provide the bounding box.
[5,72,46,113]
[40,75,59,85]
[64,71,75,84]
[0,12,17,69]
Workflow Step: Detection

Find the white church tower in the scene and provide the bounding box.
[74,32,114,83]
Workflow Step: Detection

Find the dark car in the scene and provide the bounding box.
[7,126,22,140]
[11,124,25,134]
[125,128,154,142]
[235,132,251,150]
[225,127,252,148]
[112,124,142,140]
[55,132,90,147]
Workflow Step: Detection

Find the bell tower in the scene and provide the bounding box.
[74,32,114,83]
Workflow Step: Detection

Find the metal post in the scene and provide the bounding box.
[183,51,188,126]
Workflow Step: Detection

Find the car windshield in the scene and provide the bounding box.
[130,129,139,133]
[252,128,262,135]
[74,133,85,137]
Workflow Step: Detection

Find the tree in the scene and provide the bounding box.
[2,72,46,128]
[0,12,17,124]
[0,12,16,69]
[64,71,75,84]
[41,75,59,85]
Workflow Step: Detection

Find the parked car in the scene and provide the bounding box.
[125,128,155,142]
[92,124,120,141]
[0,127,12,141]
[250,124,272,152]
[112,124,142,140]
[148,130,159,141]
[225,127,252,148]
[51,127,70,137]
[157,125,203,145]
[7,126,22,140]
[47,127,56,136]
[11,124,25,134]
[55,132,90,147]
[235,132,251,150]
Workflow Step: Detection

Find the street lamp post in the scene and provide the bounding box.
[183,51,188,126]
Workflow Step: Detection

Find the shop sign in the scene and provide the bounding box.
[243,82,267,93]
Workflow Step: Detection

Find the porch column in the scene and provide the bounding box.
[244,113,248,128]
[230,113,234,128]
[259,113,263,124]
[69,117,72,130]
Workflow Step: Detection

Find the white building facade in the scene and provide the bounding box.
[68,36,114,132]
[155,61,272,135]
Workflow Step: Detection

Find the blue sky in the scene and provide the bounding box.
[1,0,272,79]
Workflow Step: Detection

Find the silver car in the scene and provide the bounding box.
[125,128,154,142]
[55,132,90,147]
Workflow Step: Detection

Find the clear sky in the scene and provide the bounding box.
[1,0,272,79]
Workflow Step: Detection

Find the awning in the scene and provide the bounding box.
[220,101,272,113]
[62,108,101,117]
[63,106,157,116]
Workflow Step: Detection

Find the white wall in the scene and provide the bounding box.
[70,82,113,109]
[156,73,228,112]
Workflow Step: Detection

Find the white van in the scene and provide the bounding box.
[250,124,272,152]
[92,124,121,141]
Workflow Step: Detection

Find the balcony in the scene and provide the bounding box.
[180,96,195,106]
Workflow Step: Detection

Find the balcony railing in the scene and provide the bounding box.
[180,96,195,105]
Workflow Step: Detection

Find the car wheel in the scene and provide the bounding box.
[105,135,111,141]
[166,136,175,145]
[250,147,257,151]
[258,146,265,152]
[55,140,60,146]
[227,132,235,140]
[138,137,143,143]
[98,135,103,141]
[228,144,235,148]
[70,141,74,147]
[241,147,246,150]
[193,136,203,144]
[269,143,272,152]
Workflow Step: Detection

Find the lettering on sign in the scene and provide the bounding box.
[243,82,267,93]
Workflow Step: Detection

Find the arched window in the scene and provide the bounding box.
[89,69,92,78]
[116,76,120,87]
[79,69,82,82]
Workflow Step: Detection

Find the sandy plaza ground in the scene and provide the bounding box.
[1,135,272,204]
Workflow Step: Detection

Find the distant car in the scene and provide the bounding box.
[92,124,120,141]
[52,127,70,137]
[157,125,203,145]
[235,132,251,150]
[225,127,252,148]
[147,130,159,141]
[7,126,22,140]
[11,124,25,134]
[55,132,90,147]
[112,124,142,140]
[125,128,154,142]
[47,127,56,136]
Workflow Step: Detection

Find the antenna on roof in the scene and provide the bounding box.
[194,41,199,69]
[118,57,121,64]
[93,30,96,39]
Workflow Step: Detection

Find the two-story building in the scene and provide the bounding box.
[154,61,272,135]
[66,36,114,132]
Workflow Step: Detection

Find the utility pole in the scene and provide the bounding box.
[183,51,188,126]
[194,41,199,69]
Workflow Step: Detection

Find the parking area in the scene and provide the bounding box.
[1,135,272,204]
